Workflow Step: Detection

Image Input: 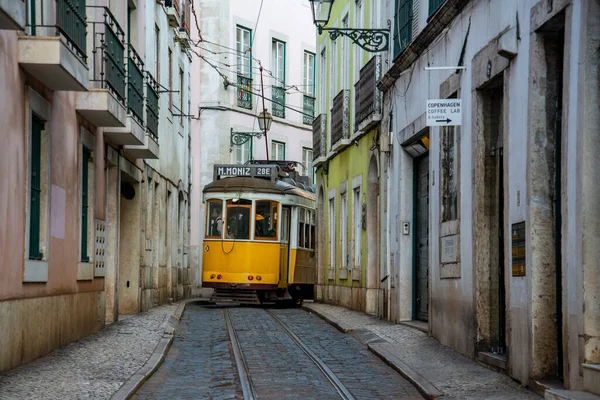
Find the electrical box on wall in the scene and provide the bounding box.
[402,222,410,235]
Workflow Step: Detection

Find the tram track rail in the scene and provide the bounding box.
[224,306,356,400]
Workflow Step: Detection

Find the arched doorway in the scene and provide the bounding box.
[366,155,380,315]
[316,183,325,301]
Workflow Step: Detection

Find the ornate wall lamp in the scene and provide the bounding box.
[308,0,390,52]
[230,109,273,155]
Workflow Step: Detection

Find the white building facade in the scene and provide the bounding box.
[189,0,317,280]
[379,0,600,395]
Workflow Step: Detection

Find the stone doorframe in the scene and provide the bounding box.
[365,153,380,315]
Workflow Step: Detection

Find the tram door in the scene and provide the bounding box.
[278,207,291,288]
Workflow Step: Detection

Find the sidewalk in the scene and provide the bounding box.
[303,302,541,400]
[0,301,187,400]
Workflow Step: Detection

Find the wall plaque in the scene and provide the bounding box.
[512,222,526,277]
[441,234,459,264]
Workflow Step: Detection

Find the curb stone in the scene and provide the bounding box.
[110,299,197,400]
[302,305,354,333]
[369,342,443,400]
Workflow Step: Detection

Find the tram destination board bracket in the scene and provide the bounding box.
[213,164,277,181]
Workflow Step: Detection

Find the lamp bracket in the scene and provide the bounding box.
[230,127,265,150]
[318,21,390,52]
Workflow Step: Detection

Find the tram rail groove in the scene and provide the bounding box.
[266,310,357,400]
[224,309,257,400]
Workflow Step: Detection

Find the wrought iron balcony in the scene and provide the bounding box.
[127,44,145,125]
[354,55,382,132]
[272,86,285,118]
[312,113,326,162]
[237,75,253,110]
[303,95,315,125]
[146,72,160,140]
[56,0,87,59]
[17,0,88,90]
[330,89,350,147]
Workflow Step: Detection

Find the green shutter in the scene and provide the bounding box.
[429,0,445,16]
[393,0,413,59]
[29,116,43,260]
[81,150,90,262]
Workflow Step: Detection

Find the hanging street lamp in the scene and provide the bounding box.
[308,0,390,52]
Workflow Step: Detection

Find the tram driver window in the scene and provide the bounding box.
[206,200,224,238]
[255,200,278,240]
[226,199,251,239]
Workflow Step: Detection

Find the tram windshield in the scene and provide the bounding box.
[206,199,224,238]
[255,200,278,240]
[226,199,251,239]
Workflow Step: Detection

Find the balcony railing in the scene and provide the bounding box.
[128,44,145,124]
[312,113,326,160]
[303,95,315,125]
[146,72,160,140]
[331,89,350,146]
[237,75,253,109]
[89,7,126,102]
[272,86,285,118]
[56,0,87,59]
[354,55,382,131]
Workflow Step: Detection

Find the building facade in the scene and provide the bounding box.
[0,0,192,373]
[189,0,316,281]
[376,0,599,395]
[312,0,388,316]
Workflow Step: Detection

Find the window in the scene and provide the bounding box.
[302,147,313,185]
[271,140,285,161]
[393,0,413,59]
[441,126,459,222]
[353,187,361,267]
[179,67,185,125]
[303,51,315,96]
[342,14,349,90]
[236,26,253,109]
[236,26,252,76]
[354,1,363,83]
[429,0,445,16]
[225,199,251,239]
[155,25,160,82]
[272,40,286,118]
[298,208,316,249]
[168,48,173,111]
[255,200,278,240]
[340,192,348,269]
[329,197,336,268]
[29,115,45,260]
[80,148,93,262]
[234,141,252,164]
[320,47,327,114]
[206,199,224,238]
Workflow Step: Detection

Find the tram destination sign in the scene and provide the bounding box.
[213,164,276,181]
[426,99,462,126]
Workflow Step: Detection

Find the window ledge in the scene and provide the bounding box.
[24,260,48,283]
[77,262,94,281]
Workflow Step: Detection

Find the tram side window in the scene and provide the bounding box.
[310,210,316,249]
[255,200,278,240]
[206,200,224,238]
[298,208,306,248]
[226,199,252,239]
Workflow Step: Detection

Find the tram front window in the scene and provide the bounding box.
[226,199,251,239]
[206,200,224,238]
[255,200,278,240]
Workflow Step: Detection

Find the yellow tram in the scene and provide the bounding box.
[202,161,316,304]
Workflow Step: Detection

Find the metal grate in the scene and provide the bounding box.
[103,9,126,102]
[330,89,350,146]
[237,75,253,109]
[56,0,87,60]
[272,86,285,118]
[303,95,315,125]
[354,55,382,130]
[312,113,326,160]
[146,72,160,140]
[127,44,145,124]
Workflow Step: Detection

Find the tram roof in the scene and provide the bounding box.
[203,176,315,201]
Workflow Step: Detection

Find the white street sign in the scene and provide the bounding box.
[426,99,462,126]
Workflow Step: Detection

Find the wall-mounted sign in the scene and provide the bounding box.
[426,99,462,126]
[511,221,526,277]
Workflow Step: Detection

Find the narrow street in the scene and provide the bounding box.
[133,303,423,399]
